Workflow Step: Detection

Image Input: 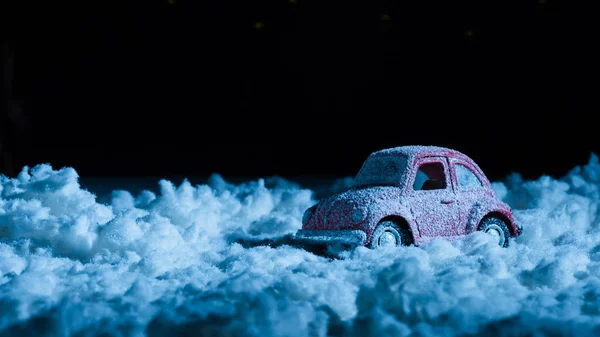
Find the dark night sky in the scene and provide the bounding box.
[3,0,599,182]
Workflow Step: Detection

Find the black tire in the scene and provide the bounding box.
[478,216,510,248]
[369,221,412,249]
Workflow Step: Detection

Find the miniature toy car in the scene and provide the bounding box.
[295,145,522,249]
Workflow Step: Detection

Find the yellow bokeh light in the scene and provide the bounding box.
[168,0,176,4]
[289,0,297,4]
[254,22,264,30]
[464,29,474,37]
[381,14,390,21]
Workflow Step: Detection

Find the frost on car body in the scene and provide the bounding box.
[295,145,522,249]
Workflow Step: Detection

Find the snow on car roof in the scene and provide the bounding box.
[372,145,469,160]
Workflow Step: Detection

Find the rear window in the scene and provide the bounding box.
[455,163,483,190]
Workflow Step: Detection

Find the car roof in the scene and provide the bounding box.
[366,145,491,187]
[371,145,471,161]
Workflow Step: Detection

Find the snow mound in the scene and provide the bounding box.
[1,155,600,336]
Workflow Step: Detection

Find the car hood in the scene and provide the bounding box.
[308,185,402,230]
[328,185,402,204]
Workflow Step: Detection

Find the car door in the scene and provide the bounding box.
[405,156,460,237]
[450,159,487,234]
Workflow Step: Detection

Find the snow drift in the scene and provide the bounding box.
[2,155,600,336]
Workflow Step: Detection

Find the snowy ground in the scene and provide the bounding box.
[2,156,600,336]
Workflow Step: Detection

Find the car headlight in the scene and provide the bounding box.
[351,207,367,223]
[302,206,316,224]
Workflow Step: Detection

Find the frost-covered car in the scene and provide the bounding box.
[295,146,522,249]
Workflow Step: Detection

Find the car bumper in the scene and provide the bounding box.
[516,222,523,236]
[294,229,367,247]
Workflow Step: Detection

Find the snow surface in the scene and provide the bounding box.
[2,156,600,336]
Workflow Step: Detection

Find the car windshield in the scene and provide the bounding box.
[355,155,407,187]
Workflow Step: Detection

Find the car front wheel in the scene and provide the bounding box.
[478,216,510,248]
[369,221,412,249]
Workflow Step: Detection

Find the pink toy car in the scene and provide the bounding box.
[296,146,522,249]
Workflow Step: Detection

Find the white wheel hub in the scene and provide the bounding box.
[378,230,398,247]
[485,224,506,246]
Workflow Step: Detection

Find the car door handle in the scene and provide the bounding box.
[441,199,455,204]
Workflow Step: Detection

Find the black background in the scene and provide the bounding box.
[2,0,599,182]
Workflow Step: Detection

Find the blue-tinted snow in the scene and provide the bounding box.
[2,155,600,336]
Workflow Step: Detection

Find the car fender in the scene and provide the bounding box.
[466,200,515,234]
[364,200,420,243]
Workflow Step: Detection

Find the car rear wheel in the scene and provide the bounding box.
[369,221,412,249]
[478,216,510,248]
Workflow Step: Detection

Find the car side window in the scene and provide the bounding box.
[413,162,447,191]
[455,163,483,190]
